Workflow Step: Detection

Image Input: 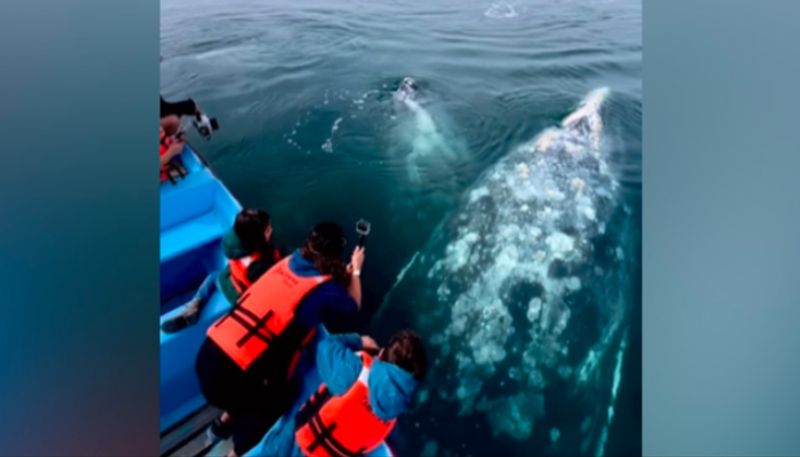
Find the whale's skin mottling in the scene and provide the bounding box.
[378,89,632,453]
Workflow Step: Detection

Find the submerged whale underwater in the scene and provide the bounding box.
[390,77,463,184]
[373,88,634,456]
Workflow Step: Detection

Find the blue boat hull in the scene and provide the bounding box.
[160,146,241,432]
[159,146,392,456]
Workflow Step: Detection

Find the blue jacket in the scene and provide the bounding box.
[289,250,360,329]
[245,329,419,457]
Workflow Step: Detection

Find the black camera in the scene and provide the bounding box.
[193,113,219,140]
[356,219,371,247]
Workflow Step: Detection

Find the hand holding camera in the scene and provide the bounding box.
[193,112,219,140]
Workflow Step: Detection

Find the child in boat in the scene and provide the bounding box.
[160,209,283,333]
[246,329,426,457]
[196,222,366,457]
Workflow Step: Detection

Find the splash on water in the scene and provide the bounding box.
[321,117,343,153]
[485,1,519,19]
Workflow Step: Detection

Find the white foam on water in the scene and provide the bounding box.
[484,1,519,19]
[193,44,260,62]
[321,116,343,153]
[194,48,229,61]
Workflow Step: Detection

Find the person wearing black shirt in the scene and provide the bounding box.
[160,96,200,136]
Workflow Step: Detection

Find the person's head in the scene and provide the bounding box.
[234,209,272,254]
[300,222,348,284]
[380,329,427,381]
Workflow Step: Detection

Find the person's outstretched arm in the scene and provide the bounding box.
[160,139,185,165]
[160,96,198,118]
[346,246,364,308]
[316,331,366,395]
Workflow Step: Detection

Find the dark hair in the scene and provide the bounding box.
[300,222,349,285]
[233,209,272,255]
[383,330,427,380]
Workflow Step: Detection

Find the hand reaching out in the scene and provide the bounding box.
[349,246,365,274]
[361,335,380,354]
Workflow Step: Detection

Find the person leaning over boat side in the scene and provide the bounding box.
[160,127,186,182]
[161,208,282,333]
[160,95,200,136]
[195,222,366,457]
[250,329,427,457]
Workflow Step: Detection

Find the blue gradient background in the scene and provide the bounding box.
[0,0,159,455]
[0,0,799,455]
[644,0,800,455]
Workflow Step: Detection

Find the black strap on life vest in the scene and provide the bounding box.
[212,300,278,348]
[296,387,333,430]
[162,157,187,184]
[160,133,185,185]
[231,274,249,294]
[296,387,367,457]
[305,414,367,457]
[217,308,277,347]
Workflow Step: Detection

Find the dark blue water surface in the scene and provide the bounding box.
[162,0,640,455]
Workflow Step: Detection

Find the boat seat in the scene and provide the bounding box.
[161,177,219,231]
[160,210,229,263]
[160,165,238,263]
[160,287,232,432]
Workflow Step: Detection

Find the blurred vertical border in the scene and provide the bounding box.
[0,0,159,455]
[644,0,800,455]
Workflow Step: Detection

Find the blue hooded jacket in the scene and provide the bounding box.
[288,249,360,329]
[245,328,419,457]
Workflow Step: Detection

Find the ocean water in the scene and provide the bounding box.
[161,0,641,455]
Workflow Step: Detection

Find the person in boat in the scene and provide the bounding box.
[219,208,284,304]
[248,329,427,457]
[196,221,366,457]
[161,208,282,333]
[160,95,200,136]
[160,127,186,182]
[159,96,206,182]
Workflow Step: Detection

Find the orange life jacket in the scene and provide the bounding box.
[295,352,396,457]
[228,248,284,294]
[207,257,330,371]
